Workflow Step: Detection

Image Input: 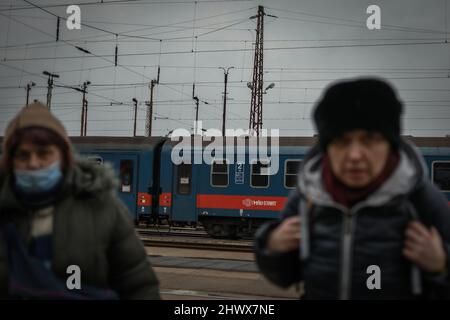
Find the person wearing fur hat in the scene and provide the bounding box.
[0,101,160,299]
[254,78,450,299]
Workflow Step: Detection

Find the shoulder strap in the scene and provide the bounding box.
[403,191,424,297]
[299,196,314,261]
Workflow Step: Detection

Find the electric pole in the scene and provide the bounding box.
[219,67,234,136]
[53,81,90,136]
[194,96,200,133]
[248,6,276,136]
[145,66,160,137]
[80,81,90,136]
[43,71,59,110]
[146,80,156,137]
[191,83,209,134]
[25,81,35,106]
[132,98,138,137]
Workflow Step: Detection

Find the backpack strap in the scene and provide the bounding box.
[403,200,423,296]
[299,196,314,261]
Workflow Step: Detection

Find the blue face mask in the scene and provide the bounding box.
[14,161,63,195]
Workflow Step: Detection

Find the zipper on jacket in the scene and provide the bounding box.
[339,209,354,300]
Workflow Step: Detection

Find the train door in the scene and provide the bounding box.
[86,152,139,220]
[117,156,139,220]
[171,163,197,223]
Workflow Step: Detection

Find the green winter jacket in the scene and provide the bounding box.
[0,159,160,299]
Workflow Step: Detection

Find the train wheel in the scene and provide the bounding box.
[204,223,238,239]
[225,225,239,239]
[204,223,221,238]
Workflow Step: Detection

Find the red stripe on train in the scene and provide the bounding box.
[197,194,288,211]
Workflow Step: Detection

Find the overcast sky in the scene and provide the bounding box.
[0,0,449,137]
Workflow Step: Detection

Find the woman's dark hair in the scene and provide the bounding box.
[1,126,73,175]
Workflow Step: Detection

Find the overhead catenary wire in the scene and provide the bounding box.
[6,36,450,50]
[4,1,449,51]
[0,4,258,104]
[2,65,450,83]
[2,0,12,60]
[266,6,449,35]
[0,0,255,12]
[39,75,450,87]
[3,40,448,63]
[0,11,152,93]
[14,1,255,44]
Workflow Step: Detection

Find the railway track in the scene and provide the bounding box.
[137,228,209,238]
[138,230,254,252]
[141,237,253,252]
[136,227,254,240]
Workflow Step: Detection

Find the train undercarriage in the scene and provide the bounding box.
[139,215,269,239]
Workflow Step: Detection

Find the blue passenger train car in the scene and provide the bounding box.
[71,137,165,223]
[158,137,315,237]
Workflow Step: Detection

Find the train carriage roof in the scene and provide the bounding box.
[163,136,318,147]
[0,136,449,153]
[162,135,450,148]
[403,136,450,148]
[69,136,166,150]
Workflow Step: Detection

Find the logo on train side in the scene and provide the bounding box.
[254,200,277,207]
[242,198,253,207]
[242,198,278,208]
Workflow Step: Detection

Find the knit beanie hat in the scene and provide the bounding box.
[2,101,73,171]
[313,78,403,150]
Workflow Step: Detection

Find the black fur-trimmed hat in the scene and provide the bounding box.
[313,77,403,150]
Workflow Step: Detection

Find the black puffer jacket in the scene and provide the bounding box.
[255,140,450,299]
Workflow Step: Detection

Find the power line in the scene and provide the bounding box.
[6,36,450,50]
[3,40,446,62]
[0,4,257,104]
[4,62,450,73]
[20,0,153,39]
[0,10,155,100]
[130,18,250,41]
[14,1,254,42]
[3,79,450,95]
[65,6,255,43]
[1,0,254,12]
[267,6,448,35]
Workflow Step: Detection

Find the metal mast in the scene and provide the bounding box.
[249,6,265,136]
[145,66,160,137]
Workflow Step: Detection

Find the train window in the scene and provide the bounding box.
[211,159,229,187]
[120,160,133,193]
[177,163,192,195]
[284,160,301,188]
[432,161,450,192]
[251,160,270,188]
